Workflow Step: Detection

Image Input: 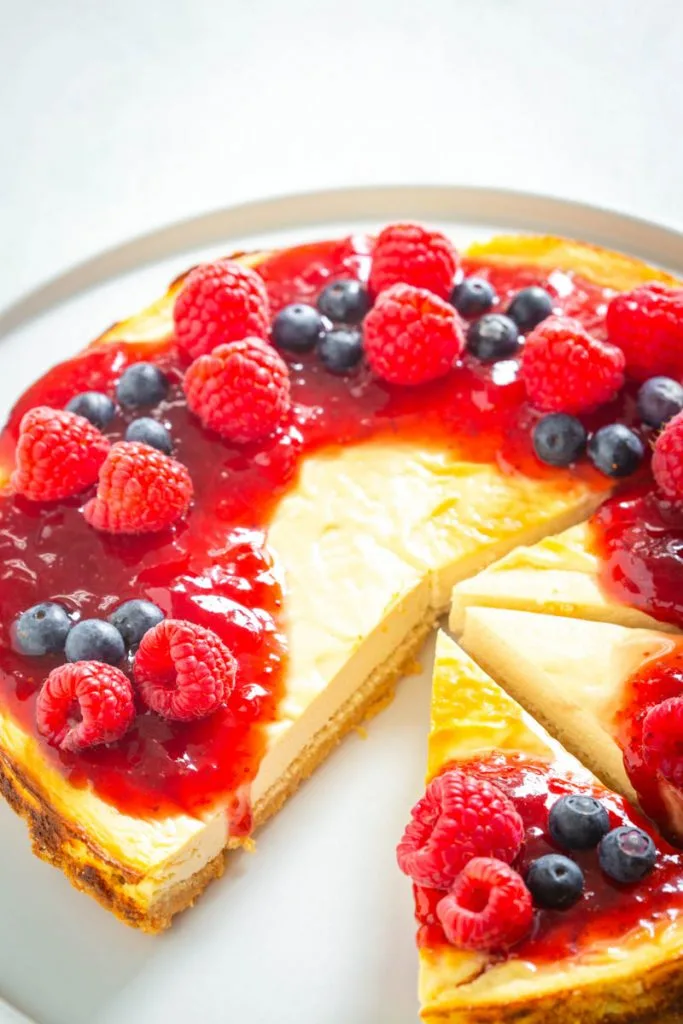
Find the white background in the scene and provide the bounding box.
[1,3,683,1023]
[2,0,683,312]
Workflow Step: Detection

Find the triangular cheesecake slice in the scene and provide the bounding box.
[450,521,675,635]
[407,631,683,1023]
[459,607,683,840]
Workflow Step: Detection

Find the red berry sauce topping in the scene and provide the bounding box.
[0,235,630,823]
[414,754,683,961]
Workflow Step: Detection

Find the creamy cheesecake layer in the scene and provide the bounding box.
[419,632,683,1024]
[458,607,679,802]
[450,522,677,634]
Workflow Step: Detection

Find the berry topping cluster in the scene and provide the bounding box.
[397,766,658,954]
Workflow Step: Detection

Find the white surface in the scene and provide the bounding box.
[0,196,681,1024]
[2,0,683,314]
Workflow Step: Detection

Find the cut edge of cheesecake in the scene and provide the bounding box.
[450,522,677,636]
[419,631,683,1024]
[0,233,673,930]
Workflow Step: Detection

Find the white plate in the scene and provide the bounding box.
[0,187,682,1024]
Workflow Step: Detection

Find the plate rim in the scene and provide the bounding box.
[2,182,682,339]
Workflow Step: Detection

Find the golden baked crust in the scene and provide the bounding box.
[0,232,676,930]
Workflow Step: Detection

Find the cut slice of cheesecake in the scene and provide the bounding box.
[416,631,683,1023]
[0,231,675,932]
[450,521,676,635]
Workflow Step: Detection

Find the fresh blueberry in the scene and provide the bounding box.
[466,314,519,362]
[506,286,554,331]
[125,417,173,454]
[272,304,326,353]
[65,619,125,665]
[532,413,587,468]
[587,424,644,478]
[10,602,72,657]
[526,854,584,909]
[109,599,164,648]
[116,363,169,409]
[637,376,683,429]
[317,328,364,375]
[450,277,496,317]
[317,279,369,325]
[66,391,116,429]
[549,794,611,850]
[598,826,657,883]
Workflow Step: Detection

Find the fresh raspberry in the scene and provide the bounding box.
[396,769,524,889]
[642,697,683,768]
[521,316,625,413]
[436,857,533,951]
[84,442,193,534]
[653,410,683,500]
[183,337,291,442]
[36,662,134,752]
[606,283,683,382]
[11,406,109,502]
[364,284,465,386]
[173,259,271,360]
[369,223,459,299]
[134,619,237,721]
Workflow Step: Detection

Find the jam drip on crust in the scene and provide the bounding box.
[0,237,621,821]
[415,753,683,961]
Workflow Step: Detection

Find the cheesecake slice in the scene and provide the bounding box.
[451,519,680,635]
[0,230,673,930]
[412,632,683,1023]
[459,607,683,839]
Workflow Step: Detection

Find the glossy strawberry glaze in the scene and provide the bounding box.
[591,484,683,632]
[415,753,683,961]
[0,236,618,822]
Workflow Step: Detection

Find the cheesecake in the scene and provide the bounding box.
[459,607,683,841]
[408,631,683,1023]
[0,225,677,931]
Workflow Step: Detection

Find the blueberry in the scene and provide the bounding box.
[272,304,326,353]
[10,602,72,657]
[66,391,116,429]
[65,619,125,665]
[637,376,683,429]
[109,599,164,648]
[549,794,611,850]
[532,413,587,468]
[466,314,519,362]
[587,424,644,478]
[317,279,369,325]
[506,286,554,331]
[598,826,657,883]
[125,417,173,454]
[526,854,584,909]
[317,328,364,375]
[450,277,496,317]
[116,363,168,408]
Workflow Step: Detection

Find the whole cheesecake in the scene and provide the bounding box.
[402,632,683,1023]
[0,223,679,933]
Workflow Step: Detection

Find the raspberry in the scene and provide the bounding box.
[369,223,459,299]
[642,697,683,775]
[396,769,524,889]
[84,442,193,534]
[521,316,625,414]
[36,662,134,752]
[653,410,683,500]
[607,283,683,382]
[134,619,237,721]
[184,337,291,442]
[11,406,109,502]
[364,284,465,386]
[436,857,533,951]
[173,259,270,360]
